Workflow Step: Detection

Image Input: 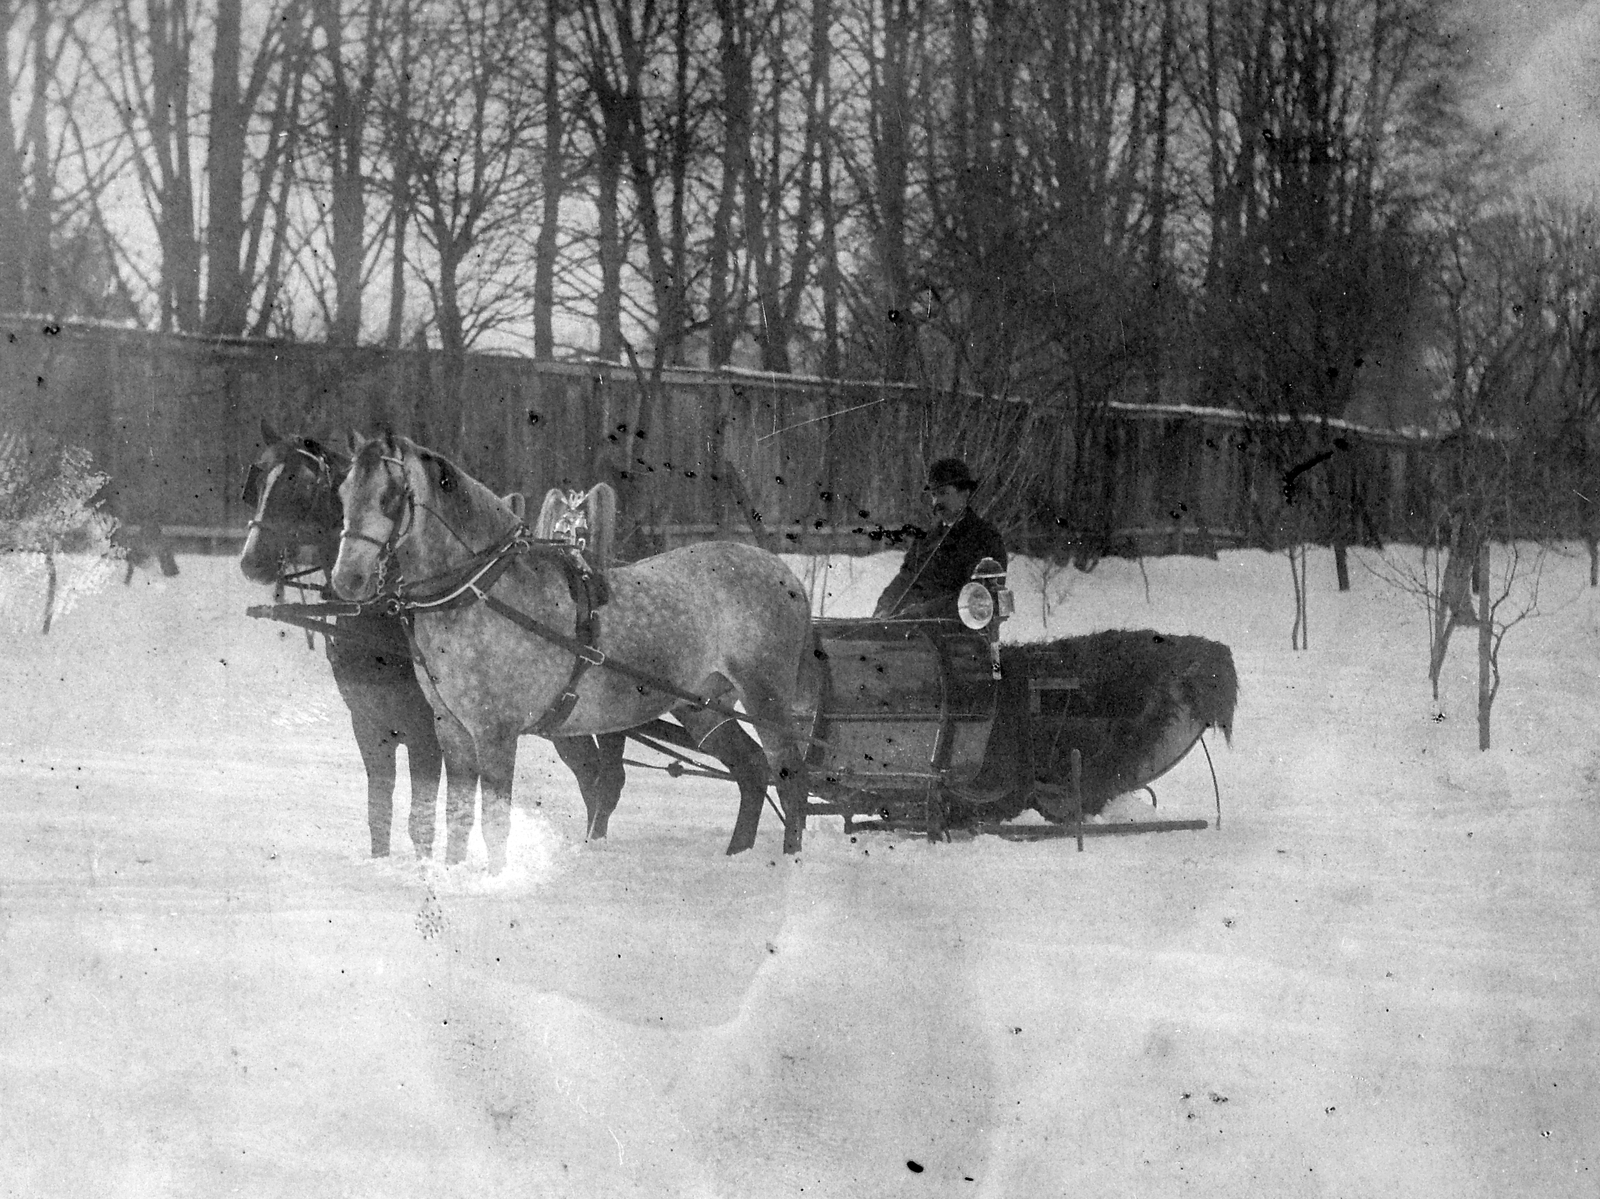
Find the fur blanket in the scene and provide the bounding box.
[971,630,1237,819]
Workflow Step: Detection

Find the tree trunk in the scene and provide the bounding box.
[747,15,791,373]
[148,0,200,331]
[532,0,563,359]
[203,0,246,334]
[0,0,25,311]
[707,0,750,367]
[874,0,915,382]
[818,32,838,379]
[1477,542,1491,751]
[1440,516,1478,626]
[1144,0,1173,405]
[320,0,368,345]
[384,0,413,348]
[249,88,303,339]
[25,0,50,310]
[595,101,625,361]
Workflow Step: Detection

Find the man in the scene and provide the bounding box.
[873,457,1007,619]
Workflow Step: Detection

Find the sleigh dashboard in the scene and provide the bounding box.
[804,617,1000,805]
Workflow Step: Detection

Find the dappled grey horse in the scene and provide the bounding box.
[330,432,818,871]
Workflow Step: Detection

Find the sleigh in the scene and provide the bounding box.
[631,561,1237,847]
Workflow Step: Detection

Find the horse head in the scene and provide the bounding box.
[332,431,519,600]
[331,431,415,600]
[238,420,347,585]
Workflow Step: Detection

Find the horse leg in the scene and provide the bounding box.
[587,732,627,839]
[432,713,480,865]
[405,725,445,858]
[551,733,628,841]
[351,722,400,857]
[476,734,520,875]
[695,720,771,855]
[735,681,812,855]
[551,735,603,840]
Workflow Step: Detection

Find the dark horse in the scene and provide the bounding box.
[238,423,450,857]
[329,432,817,873]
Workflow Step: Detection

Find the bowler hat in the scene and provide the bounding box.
[925,457,978,491]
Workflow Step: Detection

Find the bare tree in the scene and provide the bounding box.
[531,0,570,359]
[575,0,703,367]
[0,1,23,311]
[312,0,382,343]
[202,0,244,333]
[102,0,201,330]
[385,0,547,411]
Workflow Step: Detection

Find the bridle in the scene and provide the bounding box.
[242,443,344,623]
[243,446,340,539]
[337,452,416,557]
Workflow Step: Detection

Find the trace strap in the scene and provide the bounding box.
[471,588,765,736]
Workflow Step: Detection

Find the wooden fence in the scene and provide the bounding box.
[0,316,1441,558]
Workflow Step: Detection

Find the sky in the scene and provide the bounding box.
[1469,0,1600,195]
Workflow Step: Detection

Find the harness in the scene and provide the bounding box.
[382,527,609,735]
[264,451,788,740]
[352,531,780,743]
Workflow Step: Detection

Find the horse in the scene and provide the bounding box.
[526,481,786,856]
[238,422,451,858]
[329,431,817,872]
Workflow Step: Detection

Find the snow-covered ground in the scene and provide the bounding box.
[2,543,1596,1197]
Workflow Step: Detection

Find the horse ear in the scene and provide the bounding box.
[503,492,527,520]
[261,418,281,445]
[346,429,365,455]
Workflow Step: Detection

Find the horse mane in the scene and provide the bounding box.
[300,435,348,479]
[401,436,520,543]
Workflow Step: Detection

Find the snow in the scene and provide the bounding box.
[2,543,1597,1197]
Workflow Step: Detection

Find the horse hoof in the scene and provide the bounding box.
[370,845,392,858]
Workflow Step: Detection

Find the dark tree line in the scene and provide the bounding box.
[2,0,1596,486]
